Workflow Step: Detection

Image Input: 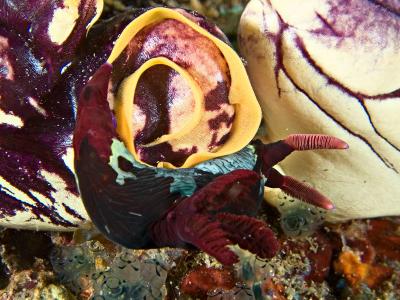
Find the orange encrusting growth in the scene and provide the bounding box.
[334,250,392,289]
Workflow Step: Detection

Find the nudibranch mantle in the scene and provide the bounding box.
[109,137,258,196]
[109,7,262,168]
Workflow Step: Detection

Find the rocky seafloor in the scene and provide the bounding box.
[101,0,249,36]
[0,201,399,299]
[1,1,399,299]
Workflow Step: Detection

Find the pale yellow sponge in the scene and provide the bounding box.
[239,0,400,221]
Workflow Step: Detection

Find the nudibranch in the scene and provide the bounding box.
[1,0,348,263]
[239,0,400,221]
[73,7,349,263]
[74,62,347,264]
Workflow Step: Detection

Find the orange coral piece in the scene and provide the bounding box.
[347,238,375,264]
[262,278,286,300]
[334,250,392,289]
[180,266,236,298]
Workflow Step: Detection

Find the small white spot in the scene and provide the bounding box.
[28,97,47,116]
[61,146,75,173]
[0,109,23,128]
[60,62,72,74]
[48,0,80,45]
[132,104,146,136]
[104,225,111,234]
[129,212,143,217]
[0,36,15,80]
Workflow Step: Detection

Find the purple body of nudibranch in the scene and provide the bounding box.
[0,0,101,226]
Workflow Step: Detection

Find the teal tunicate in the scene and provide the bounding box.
[280,206,323,237]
